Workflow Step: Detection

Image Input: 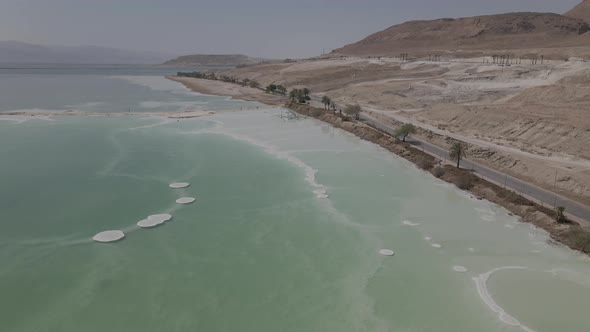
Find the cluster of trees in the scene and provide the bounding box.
[321,96,337,111]
[289,88,311,103]
[265,84,287,95]
[177,71,216,80]
[176,71,260,88]
[344,104,361,120]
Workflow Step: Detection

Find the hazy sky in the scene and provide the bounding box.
[0,0,582,58]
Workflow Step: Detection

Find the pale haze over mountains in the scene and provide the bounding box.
[0,41,174,65]
[0,0,584,61]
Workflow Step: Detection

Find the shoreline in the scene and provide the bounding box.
[170,75,590,256]
[167,75,286,106]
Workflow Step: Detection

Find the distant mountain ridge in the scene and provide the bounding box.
[163,54,269,66]
[0,41,172,65]
[332,9,590,57]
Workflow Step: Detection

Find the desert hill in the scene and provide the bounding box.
[332,12,590,58]
[163,54,269,66]
[566,0,590,22]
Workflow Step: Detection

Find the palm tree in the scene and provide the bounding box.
[449,142,467,168]
[321,96,331,110]
[288,90,297,103]
[555,206,567,223]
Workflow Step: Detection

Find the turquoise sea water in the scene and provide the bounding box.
[0,73,589,332]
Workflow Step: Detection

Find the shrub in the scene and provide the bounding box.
[499,190,532,206]
[562,226,590,253]
[344,104,362,120]
[418,158,434,170]
[454,174,474,190]
[432,166,445,178]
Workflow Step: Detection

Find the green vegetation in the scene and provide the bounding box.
[395,123,416,142]
[555,206,568,223]
[176,71,265,89]
[454,173,474,190]
[449,142,467,168]
[418,157,434,170]
[344,104,362,120]
[432,166,445,178]
[289,88,311,104]
[265,84,287,95]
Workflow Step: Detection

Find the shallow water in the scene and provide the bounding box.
[0,74,259,113]
[0,74,589,332]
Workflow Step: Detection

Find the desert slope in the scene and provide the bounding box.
[566,0,590,22]
[332,12,590,57]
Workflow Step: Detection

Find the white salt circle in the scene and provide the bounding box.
[453,266,468,273]
[431,243,442,248]
[424,236,432,241]
[93,230,125,243]
[379,249,395,256]
[137,218,162,228]
[169,182,190,189]
[176,197,196,204]
[148,214,172,223]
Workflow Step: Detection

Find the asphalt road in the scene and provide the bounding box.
[359,113,590,225]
